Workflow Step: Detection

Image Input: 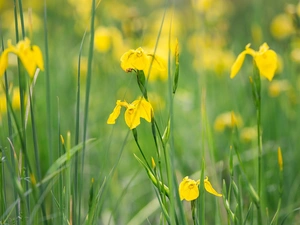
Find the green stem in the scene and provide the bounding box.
[191,200,197,225]
[136,70,148,100]
[251,63,262,224]
[74,30,87,225]
[43,0,53,169]
[28,85,48,225]
[151,119,167,207]
[132,129,151,170]
[256,78,262,225]
[79,0,95,223]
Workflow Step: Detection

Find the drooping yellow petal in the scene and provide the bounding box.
[0,50,9,77]
[107,100,122,124]
[254,49,277,81]
[18,51,37,77]
[230,51,247,79]
[179,176,199,201]
[204,177,222,197]
[32,45,44,71]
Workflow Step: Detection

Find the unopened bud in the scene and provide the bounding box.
[277,147,283,171]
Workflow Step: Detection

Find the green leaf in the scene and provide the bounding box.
[45,138,96,177]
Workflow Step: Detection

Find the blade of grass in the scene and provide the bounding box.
[1,36,15,224]
[73,25,87,225]
[163,3,188,224]
[43,0,53,167]
[28,81,48,225]
[79,0,96,223]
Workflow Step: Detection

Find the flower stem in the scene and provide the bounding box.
[251,62,262,224]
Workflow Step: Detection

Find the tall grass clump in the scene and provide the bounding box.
[1,0,300,224]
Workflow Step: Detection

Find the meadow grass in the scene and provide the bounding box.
[1,0,300,224]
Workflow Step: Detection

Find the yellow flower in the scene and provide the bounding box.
[107,97,153,129]
[230,43,278,81]
[179,176,222,201]
[120,47,165,72]
[0,87,24,115]
[0,94,7,114]
[94,27,112,53]
[214,111,243,132]
[270,14,295,40]
[268,79,291,97]
[240,126,257,143]
[0,49,9,77]
[0,38,44,78]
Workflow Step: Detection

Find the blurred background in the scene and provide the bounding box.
[1,0,300,224]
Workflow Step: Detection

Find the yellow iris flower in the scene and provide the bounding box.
[0,38,44,78]
[179,176,222,201]
[120,47,165,72]
[107,97,153,129]
[230,43,277,81]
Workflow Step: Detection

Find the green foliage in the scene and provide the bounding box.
[1,0,300,224]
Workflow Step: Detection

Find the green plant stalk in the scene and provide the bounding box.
[61,136,70,224]
[28,86,48,225]
[79,0,96,223]
[270,156,283,225]
[191,200,197,225]
[0,149,4,223]
[43,0,53,167]
[74,29,87,225]
[199,91,206,225]
[58,133,63,225]
[17,0,26,38]
[165,10,187,224]
[252,63,262,225]
[13,0,31,220]
[150,119,167,208]
[132,129,151,170]
[231,124,260,206]
[66,133,71,225]
[2,40,15,222]
[42,0,54,222]
[199,158,205,225]
[136,70,148,100]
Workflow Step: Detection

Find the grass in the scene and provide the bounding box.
[1,0,300,224]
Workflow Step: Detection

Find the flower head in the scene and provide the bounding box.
[0,38,44,78]
[230,43,278,81]
[120,47,165,72]
[179,176,222,201]
[214,111,243,132]
[107,97,153,129]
